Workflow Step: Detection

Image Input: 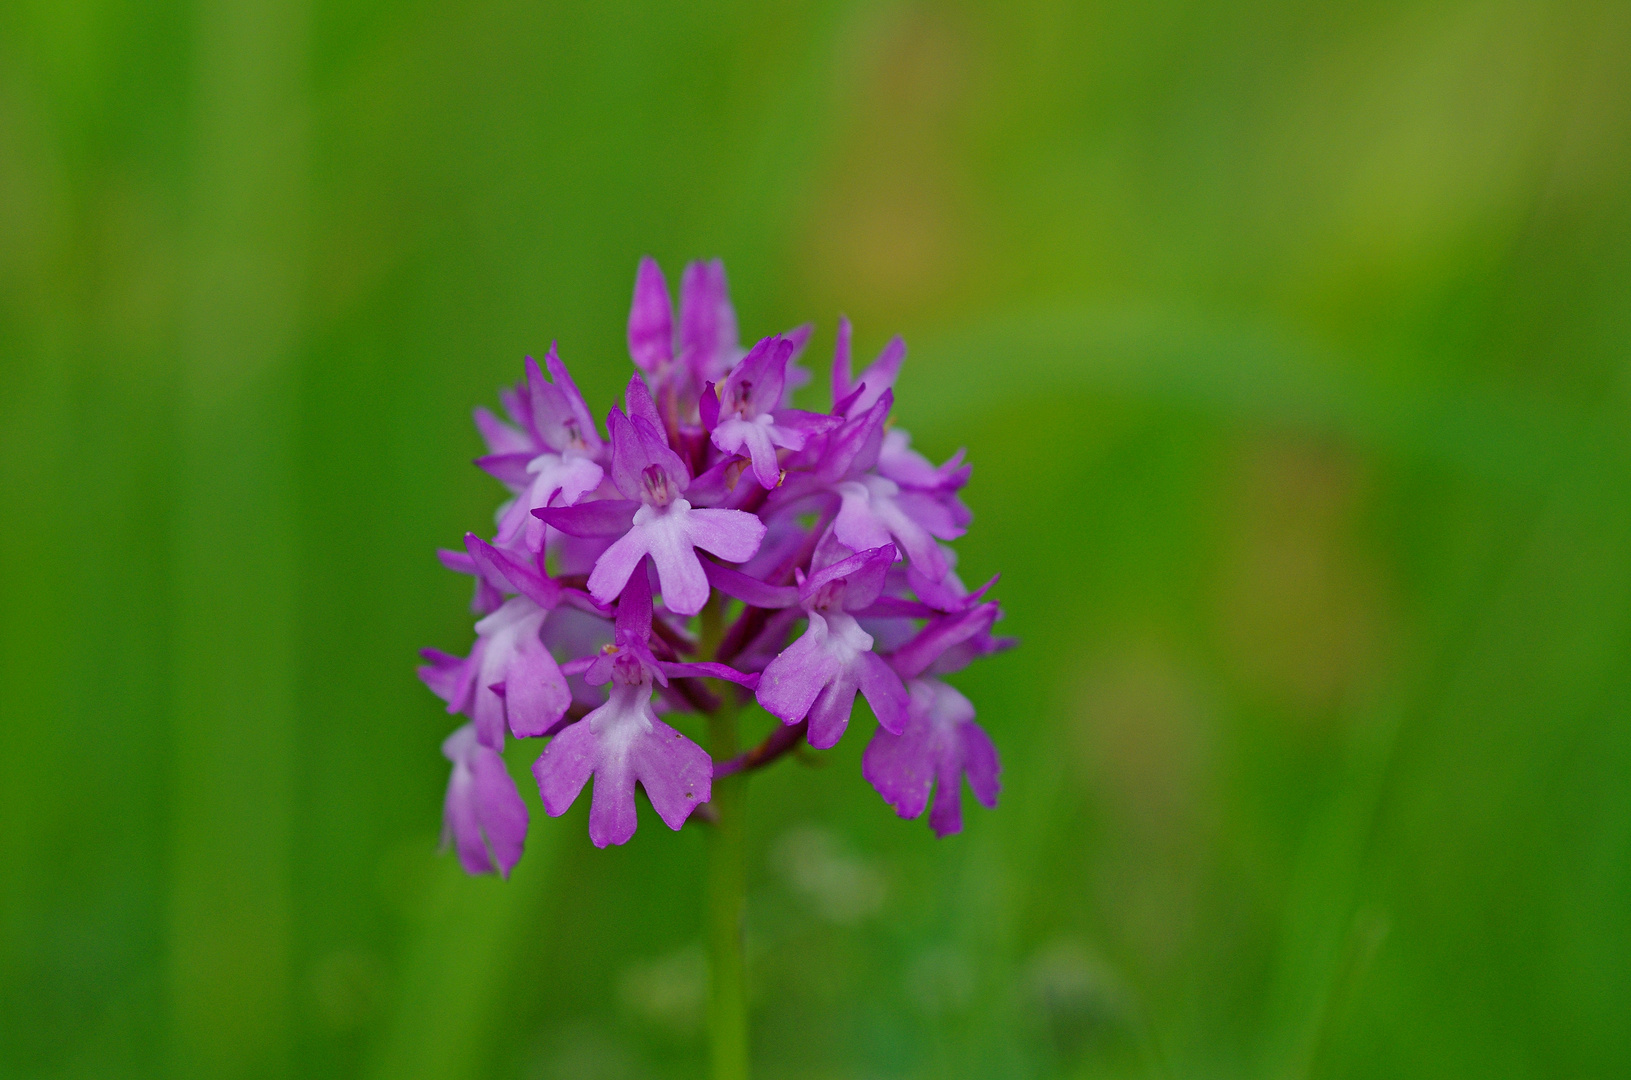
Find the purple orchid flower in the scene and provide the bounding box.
[475,345,606,554]
[862,677,999,838]
[729,542,912,749]
[416,535,581,748]
[700,335,839,490]
[787,391,967,584]
[538,386,765,616]
[440,723,529,877]
[862,601,1005,835]
[533,565,754,847]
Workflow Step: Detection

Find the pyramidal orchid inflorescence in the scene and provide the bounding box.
[419,257,1012,873]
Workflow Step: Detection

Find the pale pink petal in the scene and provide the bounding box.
[629,718,713,830]
[683,507,767,563]
[586,526,656,606]
[532,720,597,817]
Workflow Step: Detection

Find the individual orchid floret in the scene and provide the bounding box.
[531,566,716,847]
[417,534,579,749]
[749,543,911,749]
[830,316,905,419]
[862,677,999,837]
[421,596,570,749]
[770,389,964,584]
[580,562,763,692]
[701,335,839,490]
[441,723,529,877]
[833,472,967,584]
[859,601,1004,835]
[541,398,765,616]
[475,346,606,554]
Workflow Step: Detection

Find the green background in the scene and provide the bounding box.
[3,1,1629,1077]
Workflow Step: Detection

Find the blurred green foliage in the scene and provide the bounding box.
[3,1,1629,1077]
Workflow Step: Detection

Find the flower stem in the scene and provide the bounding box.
[702,598,750,1080]
[706,722,749,1080]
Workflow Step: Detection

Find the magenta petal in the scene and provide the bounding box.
[514,454,605,552]
[586,757,641,848]
[467,742,528,875]
[474,406,532,456]
[926,767,965,837]
[658,660,760,688]
[805,667,862,749]
[833,482,895,553]
[526,345,602,453]
[418,648,469,711]
[465,533,562,609]
[534,499,639,538]
[642,519,711,617]
[855,595,938,620]
[889,602,1000,681]
[437,548,479,576]
[856,649,910,734]
[699,381,721,429]
[471,598,559,747]
[773,408,843,436]
[829,315,853,408]
[962,720,1001,809]
[625,375,666,441]
[741,422,784,489]
[720,335,791,415]
[443,725,529,877]
[680,258,738,382]
[608,408,689,499]
[817,392,891,483]
[801,543,896,610]
[499,630,572,738]
[861,678,994,836]
[844,336,905,418]
[629,717,713,830]
[782,322,813,357]
[542,344,602,450]
[757,616,842,722]
[534,682,711,847]
[443,764,492,874]
[703,559,798,609]
[614,557,655,639]
[683,507,767,563]
[833,476,950,582]
[474,452,536,486]
[710,417,782,489]
[628,256,673,372]
[586,524,656,607]
[533,719,597,817]
[861,722,933,822]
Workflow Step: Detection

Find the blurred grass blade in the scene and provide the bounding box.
[914,305,1577,487]
[167,0,308,1076]
[367,826,559,1080]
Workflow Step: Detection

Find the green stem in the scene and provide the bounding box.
[701,599,749,1080]
[707,724,748,1080]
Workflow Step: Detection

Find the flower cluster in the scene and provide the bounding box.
[419,258,1011,873]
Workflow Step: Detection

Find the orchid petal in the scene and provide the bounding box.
[627,256,673,373]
